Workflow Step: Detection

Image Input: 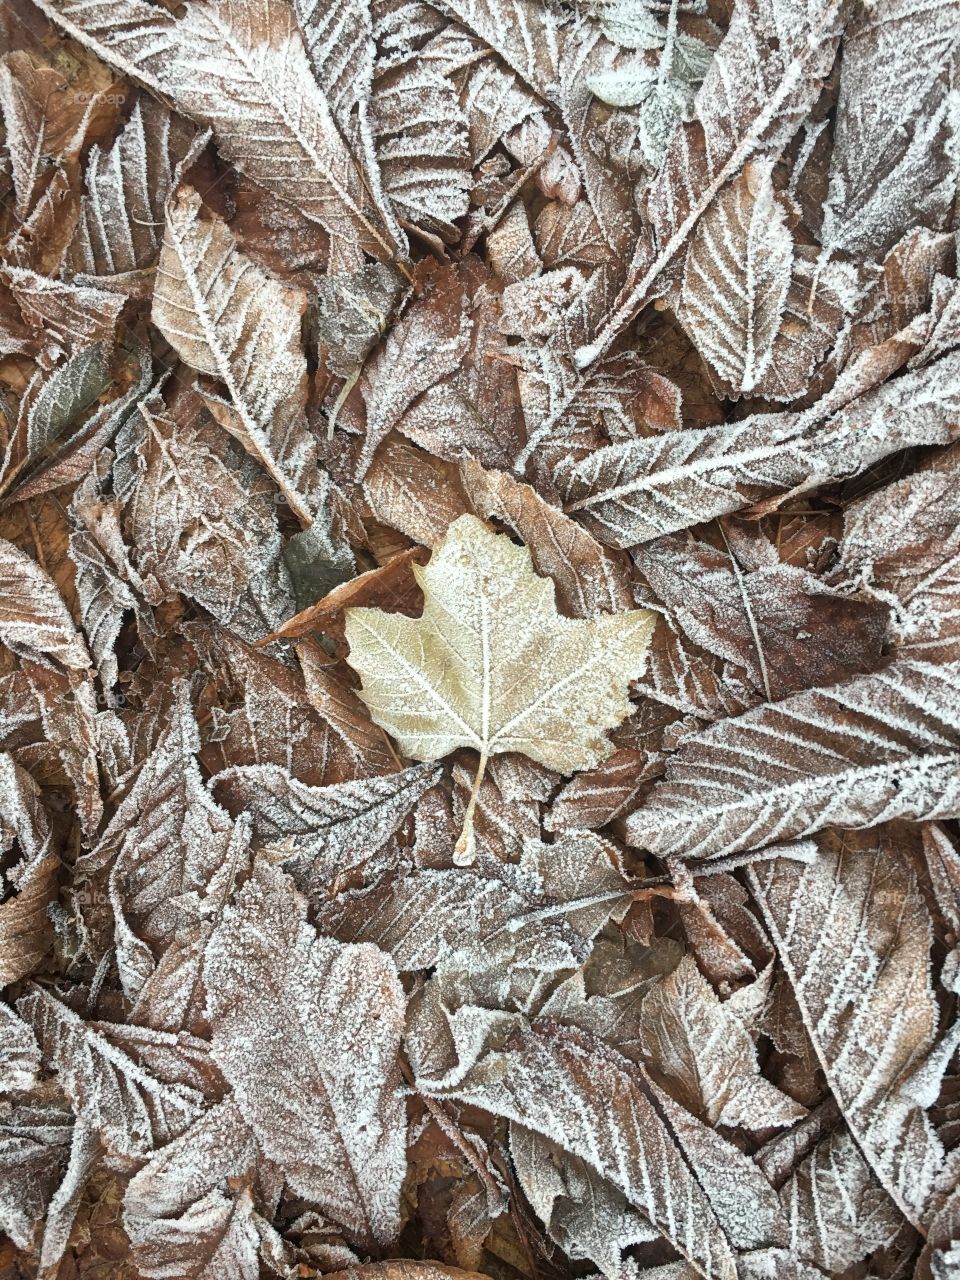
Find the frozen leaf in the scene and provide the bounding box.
[123,1097,269,1280]
[575,0,844,366]
[345,514,653,857]
[211,760,441,891]
[357,262,472,474]
[558,348,960,547]
[152,187,321,524]
[636,533,888,699]
[3,267,125,358]
[0,1100,72,1250]
[80,690,235,994]
[0,1004,40,1093]
[748,829,949,1228]
[0,803,58,987]
[17,987,206,1162]
[65,97,198,289]
[38,0,402,261]
[839,451,960,662]
[640,954,806,1129]
[298,642,398,777]
[0,345,112,499]
[315,263,406,378]
[433,1019,739,1276]
[117,392,294,641]
[0,51,79,219]
[677,160,793,398]
[203,859,407,1244]
[628,660,960,860]
[345,514,653,766]
[821,0,960,259]
[461,456,632,617]
[546,744,663,831]
[371,61,471,244]
[779,1128,907,1271]
[322,832,630,972]
[366,438,472,548]
[0,537,90,671]
[510,1123,660,1275]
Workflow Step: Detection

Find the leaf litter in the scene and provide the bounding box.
[0,0,959,1277]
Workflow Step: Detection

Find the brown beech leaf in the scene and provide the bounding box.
[211,760,441,893]
[203,859,407,1245]
[575,0,844,366]
[65,97,198,291]
[152,187,321,524]
[748,828,952,1230]
[556,348,960,548]
[0,754,57,986]
[17,987,208,1162]
[820,0,960,260]
[636,533,889,699]
[676,159,793,399]
[640,954,806,1130]
[430,1019,740,1277]
[36,0,403,263]
[0,536,90,671]
[461,457,632,617]
[838,448,960,662]
[122,1096,276,1280]
[628,660,960,860]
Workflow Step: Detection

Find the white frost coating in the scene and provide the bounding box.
[749,834,948,1229]
[203,859,407,1246]
[345,514,655,772]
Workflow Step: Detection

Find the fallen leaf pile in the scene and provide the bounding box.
[0,0,959,1276]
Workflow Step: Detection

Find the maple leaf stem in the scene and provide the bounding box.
[454,748,489,866]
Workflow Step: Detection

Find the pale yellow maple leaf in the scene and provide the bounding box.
[344,515,655,860]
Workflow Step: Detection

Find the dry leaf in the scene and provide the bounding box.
[345,514,653,857]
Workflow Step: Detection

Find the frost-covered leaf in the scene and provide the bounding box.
[748,829,950,1229]
[628,660,960,860]
[0,538,89,671]
[0,51,79,219]
[65,97,198,289]
[116,391,294,641]
[821,0,960,259]
[432,1019,739,1277]
[37,0,403,262]
[510,1123,660,1275]
[636,532,888,699]
[0,1100,73,1251]
[3,267,125,357]
[677,160,792,397]
[203,859,407,1244]
[357,262,472,474]
[345,514,654,771]
[557,348,960,547]
[461,457,632,617]
[778,1128,907,1271]
[371,61,471,244]
[0,754,57,987]
[575,0,843,365]
[153,187,321,524]
[0,345,113,500]
[123,1097,270,1280]
[211,760,441,891]
[17,987,206,1162]
[640,954,806,1129]
[839,451,960,662]
[0,1004,40,1093]
[365,438,472,548]
[79,689,235,995]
